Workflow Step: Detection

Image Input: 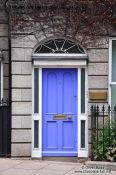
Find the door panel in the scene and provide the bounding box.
[63,72,73,113]
[62,121,74,148]
[47,72,58,113]
[47,121,58,149]
[42,68,77,156]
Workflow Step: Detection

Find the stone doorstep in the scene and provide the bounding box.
[86,161,116,171]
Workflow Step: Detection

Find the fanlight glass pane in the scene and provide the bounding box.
[55,39,64,49]
[112,40,116,82]
[34,39,85,54]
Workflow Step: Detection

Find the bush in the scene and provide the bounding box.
[93,119,116,161]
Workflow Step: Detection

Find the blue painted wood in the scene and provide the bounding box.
[42,68,77,156]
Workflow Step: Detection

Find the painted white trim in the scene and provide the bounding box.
[33,53,87,58]
[39,68,42,158]
[31,67,34,157]
[110,82,116,85]
[34,60,87,67]
[32,68,42,158]
[77,68,81,156]
[78,68,88,157]
[109,39,112,106]
[32,65,88,158]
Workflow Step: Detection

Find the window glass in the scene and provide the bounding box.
[112,40,116,82]
[81,120,85,148]
[35,39,85,54]
[0,62,1,100]
[81,68,85,113]
[34,120,39,148]
[34,68,39,113]
[111,85,116,109]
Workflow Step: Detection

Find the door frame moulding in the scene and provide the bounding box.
[32,61,88,158]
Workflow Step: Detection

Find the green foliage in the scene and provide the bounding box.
[93,119,116,161]
[106,140,116,162]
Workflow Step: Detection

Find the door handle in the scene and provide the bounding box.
[68,116,72,120]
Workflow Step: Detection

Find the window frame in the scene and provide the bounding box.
[78,67,88,152]
[33,38,86,55]
[109,38,116,107]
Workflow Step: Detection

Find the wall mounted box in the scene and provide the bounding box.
[89,91,107,100]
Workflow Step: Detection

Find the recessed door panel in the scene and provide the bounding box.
[63,72,73,113]
[62,121,74,149]
[47,121,58,149]
[47,73,58,113]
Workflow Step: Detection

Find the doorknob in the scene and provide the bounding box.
[68,116,72,120]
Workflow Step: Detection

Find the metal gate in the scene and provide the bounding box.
[0,100,11,157]
[90,105,116,161]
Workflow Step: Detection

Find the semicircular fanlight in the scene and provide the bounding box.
[35,39,85,54]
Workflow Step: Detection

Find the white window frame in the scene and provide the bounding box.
[78,68,88,157]
[32,67,42,158]
[109,38,116,106]
[32,62,88,158]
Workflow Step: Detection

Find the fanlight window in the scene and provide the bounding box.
[35,39,85,54]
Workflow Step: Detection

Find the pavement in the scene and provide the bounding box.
[0,158,116,175]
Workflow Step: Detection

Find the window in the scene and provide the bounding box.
[34,38,85,54]
[33,68,39,149]
[34,68,39,113]
[34,120,39,148]
[0,50,2,100]
[0,62,2,99]
[81,68,85,113]
[81,120,86,148]
[110,39,116,108]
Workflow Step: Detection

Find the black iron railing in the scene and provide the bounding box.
[0,99,11,157]
[91,105,116,161]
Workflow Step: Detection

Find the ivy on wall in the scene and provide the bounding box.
[0,0,115,45]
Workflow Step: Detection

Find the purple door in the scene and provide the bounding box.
[42,68,77,156]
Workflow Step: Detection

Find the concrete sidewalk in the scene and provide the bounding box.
[0,158,115,175]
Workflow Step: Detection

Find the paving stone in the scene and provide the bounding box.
[0,159,115,175]
[0,159,22,172]
[33,163,77,175]
[14,160,49,170]
[1,169,35,175]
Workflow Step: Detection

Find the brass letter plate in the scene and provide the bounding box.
[53,115,66,120]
